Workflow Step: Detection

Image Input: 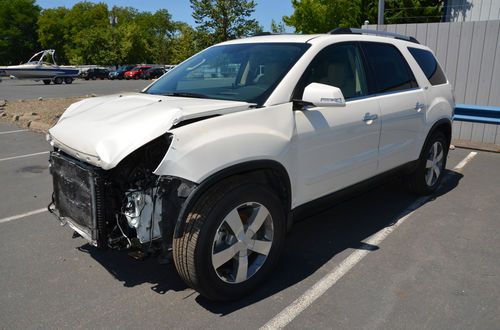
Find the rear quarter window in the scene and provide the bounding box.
[408,47,447,86]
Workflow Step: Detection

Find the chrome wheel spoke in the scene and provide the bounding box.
[235,254,248,282]
[212,244,239,269]
[249,239,272,256]
[435,148,443,162]
[432,142,438,160]
[247,205,270,238]
[224,208,244,236]
[433,164,441,180]
[426,169,434,186]
[426,159,433,168]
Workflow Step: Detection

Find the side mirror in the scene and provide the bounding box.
[302,82,346,107]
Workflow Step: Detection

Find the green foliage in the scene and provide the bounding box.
[284,0,360,33]
[38,7,69,63]
[270,19,286,33]
[0,0,41,65]
[170,23,205,64]
[385,0,445,24]
[36,2,181,65]
[284,0,445,33]
[190,0,260,46]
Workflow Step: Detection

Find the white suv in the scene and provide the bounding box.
[47,28,454,301]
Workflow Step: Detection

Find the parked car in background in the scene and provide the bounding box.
[164,65,176,72]
[80,68,109,80]
[124,66,151,79]
[108,65,135,80]
[141,67,165,80]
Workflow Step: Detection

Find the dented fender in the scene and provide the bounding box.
[155,103,296,183]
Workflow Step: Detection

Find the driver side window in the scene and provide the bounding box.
[295,43,368,101]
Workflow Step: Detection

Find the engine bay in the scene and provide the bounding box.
[49,134,195,261]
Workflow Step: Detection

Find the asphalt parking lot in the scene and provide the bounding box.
[0,79,150,100]
[1,122,499,329]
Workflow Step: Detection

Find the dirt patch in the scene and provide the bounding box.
[0,97,84,133]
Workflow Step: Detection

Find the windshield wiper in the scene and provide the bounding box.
[161,92,208,99]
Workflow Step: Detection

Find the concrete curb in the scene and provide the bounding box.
[452,139,500,153]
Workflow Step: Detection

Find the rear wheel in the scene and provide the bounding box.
[173,180,286,301]
[406,132,448,195]
[53,77,63,85]
[43,80,51,85]
[64,77,73,84]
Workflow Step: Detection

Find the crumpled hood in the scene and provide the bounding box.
[48,93,253,169]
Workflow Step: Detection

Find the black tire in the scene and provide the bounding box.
[91,76,97,80]
[64,77,73,84]
[43,80,51,85]
[54,77,63,85]
[406,131,448,195]
[173,180,286,301]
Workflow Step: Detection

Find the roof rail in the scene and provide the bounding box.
[329,27,420,44]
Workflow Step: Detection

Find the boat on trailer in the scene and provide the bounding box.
[0,50,79,85]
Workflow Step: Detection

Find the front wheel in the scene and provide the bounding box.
[64,77,73,84]
[406,131,448,195]
[53,77,63,84]
[173,181,286,301]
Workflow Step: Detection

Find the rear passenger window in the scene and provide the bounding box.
[361,42,418,93]
[408,47,447,86]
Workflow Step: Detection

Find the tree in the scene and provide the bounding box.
[384,0,445,24]
[38,7,70,63]
[170,23,204,64]
[0,0,41,65]
[270,19,286,33]
[136,9,176,64]
[190,0,260,46]
[283,0,360,33]
[284,0,445,33]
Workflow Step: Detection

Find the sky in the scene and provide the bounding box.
[36,0,295,31]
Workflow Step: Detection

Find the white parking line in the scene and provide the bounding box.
[0,129,28,135]
[0,208,47,224]
[260,151,478,330]
[0,151,49,162]
[453,151,477,172]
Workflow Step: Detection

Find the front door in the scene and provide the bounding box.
[292,42,381,206]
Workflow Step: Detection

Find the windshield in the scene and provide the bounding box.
[145,42,310,105]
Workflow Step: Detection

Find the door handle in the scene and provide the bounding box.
[363,113,378,123]
[415,102,425,112]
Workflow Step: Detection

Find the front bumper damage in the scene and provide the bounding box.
[48,150,196,257]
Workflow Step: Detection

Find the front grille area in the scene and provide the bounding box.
[50,151,107,246]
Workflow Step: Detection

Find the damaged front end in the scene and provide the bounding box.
[48,134,195,258]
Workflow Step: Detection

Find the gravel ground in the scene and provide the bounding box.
[0,97,82,132]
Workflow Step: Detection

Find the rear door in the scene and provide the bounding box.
[360,42,426,172]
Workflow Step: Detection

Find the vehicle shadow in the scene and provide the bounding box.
[78,243,188,294]
[81,169,463,311]
[196,170,463,314]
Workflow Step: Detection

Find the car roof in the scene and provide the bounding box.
[220,32,427,49]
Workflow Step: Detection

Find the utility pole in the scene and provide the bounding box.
[378,0,385,25]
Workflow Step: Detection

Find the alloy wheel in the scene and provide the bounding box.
[425,141,444,186]
[211,202,274,284]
